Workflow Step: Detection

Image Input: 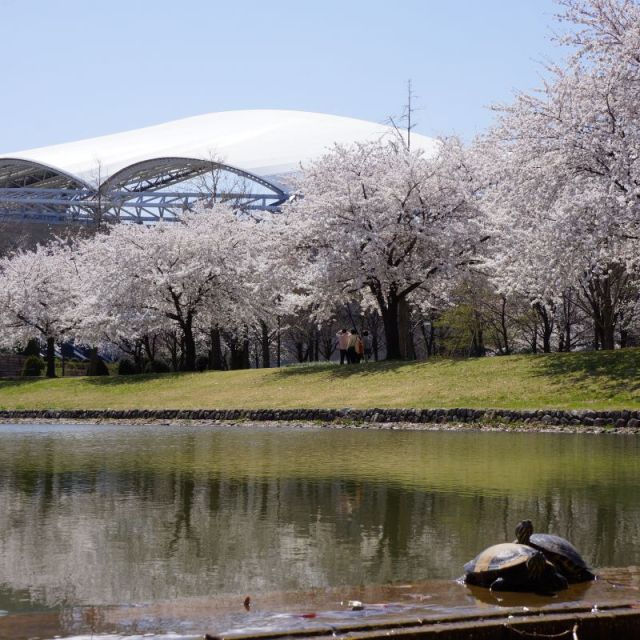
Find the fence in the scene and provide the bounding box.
[0,355,89,378]
[0,354,26,377]
[59,360,88,377]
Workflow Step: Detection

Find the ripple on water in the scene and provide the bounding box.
[0,423,639,637]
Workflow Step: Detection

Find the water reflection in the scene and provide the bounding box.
[0,423,639,617]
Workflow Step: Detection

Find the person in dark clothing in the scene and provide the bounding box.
[362,330,373,362]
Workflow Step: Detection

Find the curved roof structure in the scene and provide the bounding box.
[0,110,439,223]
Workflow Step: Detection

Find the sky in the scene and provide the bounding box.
[0,0,566,153]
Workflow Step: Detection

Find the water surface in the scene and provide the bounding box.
[0,422,639,638]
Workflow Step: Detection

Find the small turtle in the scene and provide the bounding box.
[515,520,596,583]
[463,542,568,593]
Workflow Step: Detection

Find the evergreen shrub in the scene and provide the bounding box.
[144,359,171,374]
[22,356,45,377]
[86,357,110,376]
[117,359,138,375]
[22,339,42,357]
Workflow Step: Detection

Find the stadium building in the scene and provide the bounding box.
[0,110,438,225]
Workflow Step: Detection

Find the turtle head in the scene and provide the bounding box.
[526,550,546,579]
[515,519,534,544]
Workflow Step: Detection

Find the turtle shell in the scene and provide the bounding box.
[464,543,539,586]
[528,533,594,582]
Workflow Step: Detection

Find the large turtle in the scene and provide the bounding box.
[463,542,568,593]
[515,519,596,583]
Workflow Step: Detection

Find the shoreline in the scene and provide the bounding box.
[2,408,640,434]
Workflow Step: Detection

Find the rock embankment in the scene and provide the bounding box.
[1,407,640,432]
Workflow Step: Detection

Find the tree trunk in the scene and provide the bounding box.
[420,319,436,357]
[542,329,551,353]
[183,322,196,371]
[561,294,573,352]
[534,303,553,353]
[620,326,628,348]
[499,296,511,355]
[599,286,616,350]
[260,320,270,368]
[46,336,56,378]
[306,330,316,362]
[169,337,179,372]
[470,310,486,357]
[320,335,334,361]
[295,341,306,363]
[420,323,430,357]
[132,341,145,372]
[530,320,538,354]
[276,317,281,367]
[398,298,410,360]
[143,335,157,365]
[601,322,615,350]
[228,331,250,370]
[242,331,250,369]
[582,269,624,352]
[380,295,401,360]
[209,328,223,370]
[229,342,245,369]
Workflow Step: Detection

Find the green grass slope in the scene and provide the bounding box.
[0,349,639,411]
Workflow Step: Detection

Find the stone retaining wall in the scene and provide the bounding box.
[1,407,640,430]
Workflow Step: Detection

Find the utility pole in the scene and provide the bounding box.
[404,79,417,150]
[387,79,419,151]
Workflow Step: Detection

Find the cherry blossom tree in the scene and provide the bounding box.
[0,243,80,376]
[279,138,484,359]
[481,0,640,350]
[72,204,272,371]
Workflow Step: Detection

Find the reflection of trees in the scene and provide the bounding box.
[167,472,201,557]
[0,429,639,610]
[2,469,639,607]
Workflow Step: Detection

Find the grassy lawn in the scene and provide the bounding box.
[1,349,639,411]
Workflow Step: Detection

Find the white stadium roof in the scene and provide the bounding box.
[0,110,439,223]
[2,109,439,182]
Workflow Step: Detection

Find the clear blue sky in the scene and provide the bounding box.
[0,0,564,152]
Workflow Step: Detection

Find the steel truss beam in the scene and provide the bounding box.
[0,157,289,224]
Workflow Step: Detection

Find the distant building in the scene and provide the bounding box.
[0,110,437,225]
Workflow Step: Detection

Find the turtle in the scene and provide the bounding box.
[463,542,568,593]
[515,519,596,583]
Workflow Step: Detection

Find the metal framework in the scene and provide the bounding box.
[0,156,289,224]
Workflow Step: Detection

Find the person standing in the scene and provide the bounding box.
[347,329,359,364]
[362,330,373,362]
[336,328,350,365]
[355,333,364,363]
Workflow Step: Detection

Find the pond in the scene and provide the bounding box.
[0,422,639,639]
